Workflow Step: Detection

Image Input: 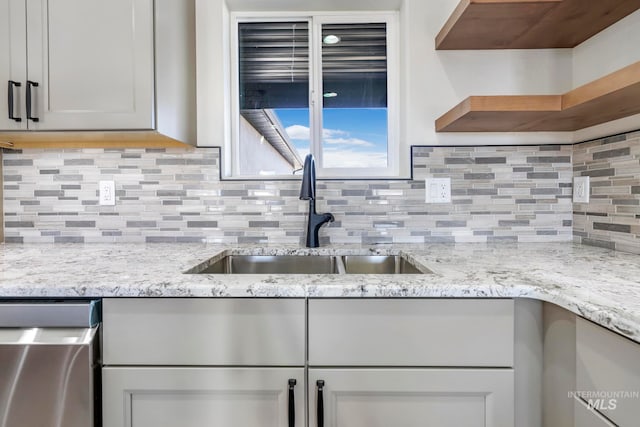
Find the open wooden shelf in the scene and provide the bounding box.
[436,61,640,132]
[0,131,194,150]
[436,0,640,50]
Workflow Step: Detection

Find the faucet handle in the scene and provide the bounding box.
[299,154,316,200]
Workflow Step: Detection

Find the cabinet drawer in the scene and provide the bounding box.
[574,398,616,427]
[309,299,514,366]
[576,317,640,427]
[103,298,305,366]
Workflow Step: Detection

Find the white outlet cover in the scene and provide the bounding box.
[425,178,451,204]
[573,176,590,203]
[99,180,116,206]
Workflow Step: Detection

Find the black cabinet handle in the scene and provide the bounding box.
[7,80,21,122]
[26,80,39,122]
[316,380,324,427]
[288,379,296,427]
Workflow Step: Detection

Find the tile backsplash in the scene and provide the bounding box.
[2,144,574,244]
[573,131,640,254]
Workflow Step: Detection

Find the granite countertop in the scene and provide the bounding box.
[0,242,639,343]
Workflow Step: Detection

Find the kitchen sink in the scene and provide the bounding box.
[195,255,342,274]
[190,254,430,275]
[341,255,424,274]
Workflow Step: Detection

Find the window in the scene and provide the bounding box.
[229,13,399,178]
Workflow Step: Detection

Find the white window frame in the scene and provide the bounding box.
[228,11,400,179]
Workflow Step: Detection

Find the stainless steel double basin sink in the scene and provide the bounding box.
[189,254,430,275]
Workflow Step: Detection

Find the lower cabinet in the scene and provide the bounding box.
[102,367,305,427]
[308,369,514,427]
[102,298,516,427]
[576,317,640,427]
[574,397,616,427]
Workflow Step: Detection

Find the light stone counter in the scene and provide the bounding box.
[1,242,639,343]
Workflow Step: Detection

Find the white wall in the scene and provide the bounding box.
[572,9,640,141]
[402,0,572,150]
[238,115,295,176]
[196,0,636,176]
[573,9,640,86]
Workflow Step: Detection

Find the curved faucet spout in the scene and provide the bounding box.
[299,154,334,248]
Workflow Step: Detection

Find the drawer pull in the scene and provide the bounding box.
[7,80,21,122]
[316,380,325,427]
[288,379,296,427]
[26,80,39,122]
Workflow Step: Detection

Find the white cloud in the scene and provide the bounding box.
[286,124,376,148]
[285,124,311,140]
[322,128,348,138]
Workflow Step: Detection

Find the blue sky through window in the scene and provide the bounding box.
[274,108,388,168]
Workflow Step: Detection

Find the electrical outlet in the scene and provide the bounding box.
[99,180,116,206]
[425,178,451,203]
[573,176,590,203]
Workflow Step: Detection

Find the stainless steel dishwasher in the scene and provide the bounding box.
[0,300,100,427]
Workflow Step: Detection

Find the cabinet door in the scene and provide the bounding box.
[26,0,154,130]
[103,367,305,427]
[574,397,616,427]
[0,0,27,130]
[577,318,640,426]
[309,369,513,427]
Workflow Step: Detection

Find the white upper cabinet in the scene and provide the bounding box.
[1,0,154,131]
[0,0,27,130]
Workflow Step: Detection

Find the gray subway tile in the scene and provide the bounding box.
[499,220,530,226]
[444,158,473,164]
[464,173,495,180]
[475,157,506,164]
[436,220,467,227]
[5,221,34,228]
[592,147,630,160]
[127,221,157,228]
[527,156,571,163]
[527,172,559,179]
[581,168,615,178]
[4,159,33,166]
[593,222,631,233]
[248,221,279,228]
[157,190,187,197]
[187,221,218,228]
[34,190,64,197]
[146,236,177,243]
[65,221,96,227]
[54,236,85,243]
[64,159,94,166]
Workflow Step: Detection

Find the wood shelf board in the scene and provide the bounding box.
[0,131,194,150]
[436,61,640,132]
[436,0,640,50]
[436,95,561,132]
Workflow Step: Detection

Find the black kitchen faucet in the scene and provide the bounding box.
[299,154,334,248]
